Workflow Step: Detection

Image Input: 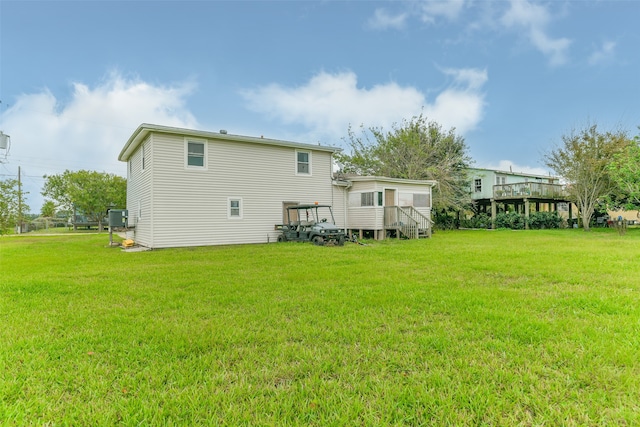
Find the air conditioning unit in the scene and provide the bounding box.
[108,209,128,228]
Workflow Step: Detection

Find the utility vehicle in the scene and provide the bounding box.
[276,204,346,246]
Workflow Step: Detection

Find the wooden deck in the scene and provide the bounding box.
[493,182,568,201]
[472,182,573,229]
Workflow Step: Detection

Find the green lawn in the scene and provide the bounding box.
[1,230,639,425]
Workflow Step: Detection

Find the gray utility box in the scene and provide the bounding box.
[108,209,128,228]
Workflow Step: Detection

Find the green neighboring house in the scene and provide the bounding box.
[469,167,573,228]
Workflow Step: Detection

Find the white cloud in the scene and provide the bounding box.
[367,0,466,30]
[588,41,616,66]
[419,0,467,23]
[442,67,488,90]
[240,69,487,142]
[0,72,198,210]
[367,8,408,30]
[501,0,571,66]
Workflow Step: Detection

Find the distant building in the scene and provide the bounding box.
[468,167,574,228]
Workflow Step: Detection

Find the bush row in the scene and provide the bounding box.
[460,211,564,230]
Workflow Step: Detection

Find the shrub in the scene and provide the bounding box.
[528,211,563,229]
[495,212,525,230]
[460,213,491,229]
[434,212,457,230]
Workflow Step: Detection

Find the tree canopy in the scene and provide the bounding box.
[607,133,640,211]
[0,178,30,234]
[544,124,631,230]
[42,170,126,229]
[336,114,473,213]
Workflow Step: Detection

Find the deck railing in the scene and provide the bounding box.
[383,206,432,239]
[493,182,567,200]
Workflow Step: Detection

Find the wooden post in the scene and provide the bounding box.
[569,203,573,227]
[524,199,530,229]
[491,199,496,229]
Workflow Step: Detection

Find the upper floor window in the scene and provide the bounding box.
[474,179,482,192]
[296,150,311,175]
[496,176,506,185]
[186,140,206,169]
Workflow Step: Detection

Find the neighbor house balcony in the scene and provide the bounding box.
[493,182,568,201]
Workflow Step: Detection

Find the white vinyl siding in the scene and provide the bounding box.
[138,132,334,248]
[126,135,153,247]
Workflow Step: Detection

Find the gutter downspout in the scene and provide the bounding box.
[331,178,352,233]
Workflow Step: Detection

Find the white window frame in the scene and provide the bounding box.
[227,197,243,220]
[295,150,311,176]
[185,138,207,170]
[474,178,482,192]
[361,192,375,207]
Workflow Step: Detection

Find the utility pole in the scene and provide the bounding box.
[17,165,22,233]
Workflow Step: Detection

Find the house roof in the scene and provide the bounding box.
[118,123,341,162]
[469,167,558,180]
[336,175,437,187]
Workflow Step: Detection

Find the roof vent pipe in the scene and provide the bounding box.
[220,129,227,134]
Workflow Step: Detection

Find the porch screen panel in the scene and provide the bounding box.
[413,194,429,208]
[399,192,413,206]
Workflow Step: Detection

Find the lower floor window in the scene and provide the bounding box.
[413,193,429,208]
[361,192,375,207]
[228,197,242,219]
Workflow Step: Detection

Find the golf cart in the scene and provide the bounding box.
[276,204,346,246]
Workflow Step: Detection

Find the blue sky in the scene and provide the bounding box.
[1,0,639,212]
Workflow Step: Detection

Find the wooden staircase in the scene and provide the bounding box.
[383,206,433,239]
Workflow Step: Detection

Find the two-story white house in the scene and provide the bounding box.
[118,124,435,248]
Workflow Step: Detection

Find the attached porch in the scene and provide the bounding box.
[349,206,433,240]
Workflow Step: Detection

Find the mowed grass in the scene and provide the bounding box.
[1,230,639,426]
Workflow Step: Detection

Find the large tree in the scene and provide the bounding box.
[544,124,631,230]
[0,178,29,234]
[336,114,473,213]
[42,170,126,230]
[607,133,640,210]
